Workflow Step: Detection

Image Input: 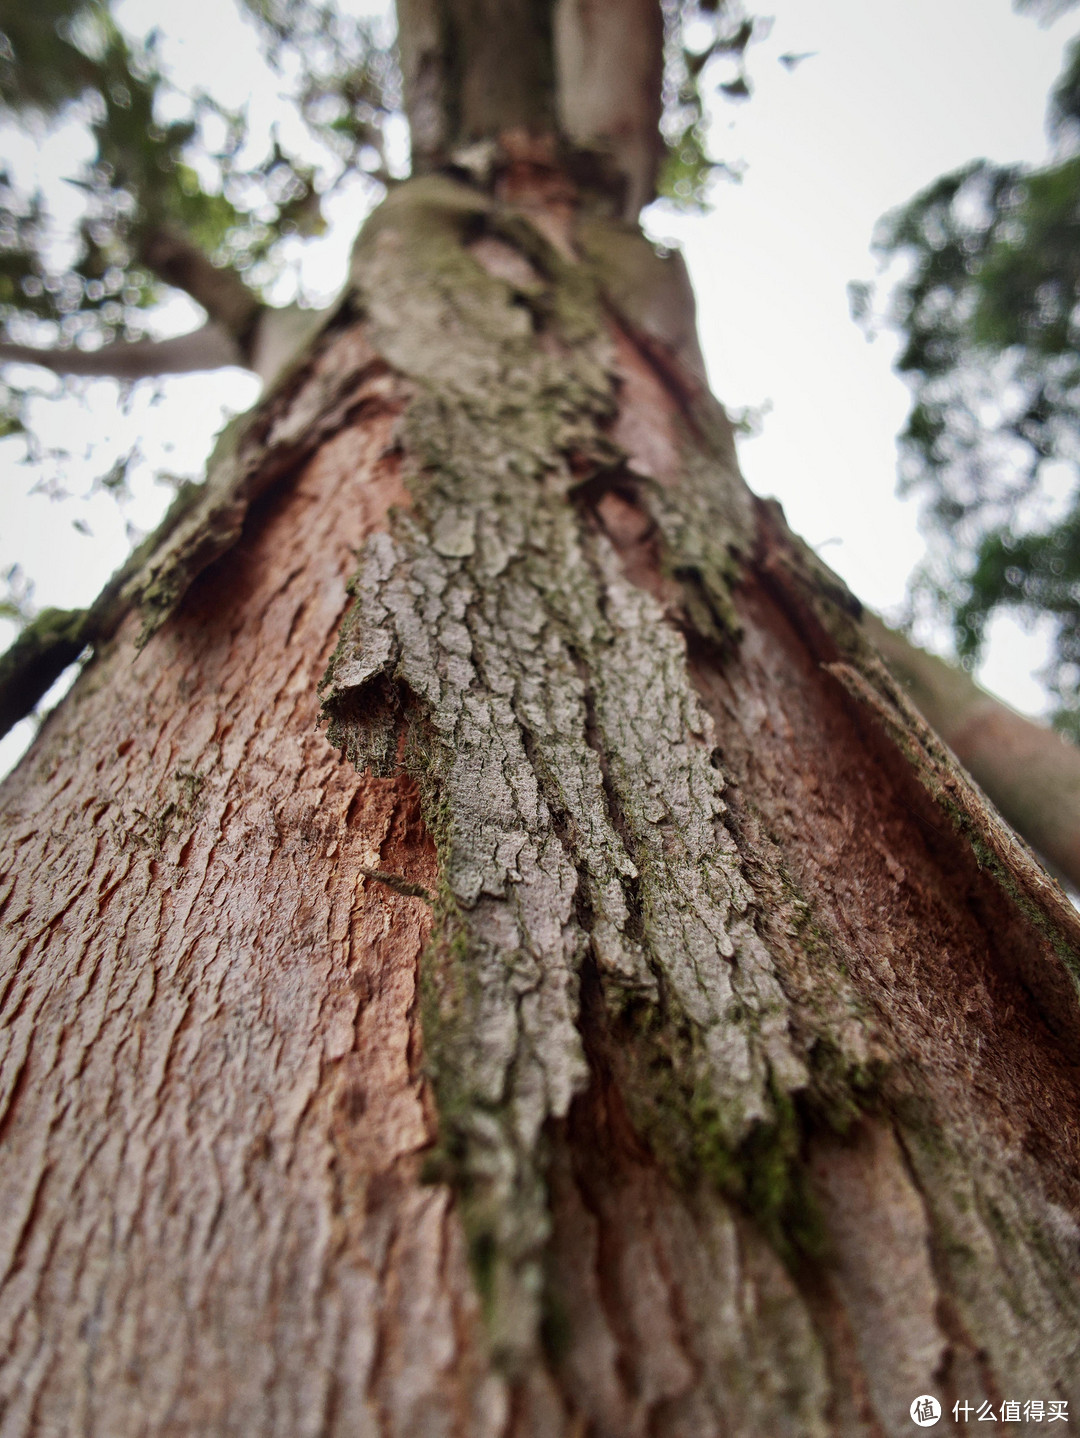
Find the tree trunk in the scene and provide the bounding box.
[4,127,1080,1438]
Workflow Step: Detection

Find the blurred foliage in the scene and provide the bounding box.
[871,5,1080,734]
[0,0,395,332]
[658,0,765,208]
[0,0,397,442]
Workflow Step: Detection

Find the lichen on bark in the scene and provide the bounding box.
[319,176,880,1363]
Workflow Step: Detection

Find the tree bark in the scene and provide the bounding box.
[3,159,1080,1438]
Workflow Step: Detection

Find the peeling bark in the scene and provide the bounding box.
[3,165,1080,1438]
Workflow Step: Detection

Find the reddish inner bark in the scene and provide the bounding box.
[0,354,500,1430]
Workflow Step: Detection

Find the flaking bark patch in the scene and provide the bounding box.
[320,176,873,1366]
[319,176,1080,1414]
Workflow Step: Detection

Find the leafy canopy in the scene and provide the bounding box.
[867,2,1080,736]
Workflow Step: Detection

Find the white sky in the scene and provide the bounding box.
[0,0,1077,774]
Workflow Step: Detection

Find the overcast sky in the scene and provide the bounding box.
[0,0,1077,775]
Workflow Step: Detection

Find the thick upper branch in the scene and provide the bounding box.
[396,0,557,165]
[0,322,243,380]
[866,611,1080,892]
[397,0,665,216]
[554,0,665,216]
[137,224,262,347]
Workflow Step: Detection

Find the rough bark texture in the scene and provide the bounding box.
[4,166,1080,1438]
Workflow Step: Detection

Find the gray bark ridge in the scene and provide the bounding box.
[322,176,791,1363]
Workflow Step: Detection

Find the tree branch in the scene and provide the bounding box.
[865,611,1080,892]
[0,322,246,380]
[138,224,262,346]
[398,0,665,216]
[396,0,557,168]
[0,608,89,738]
